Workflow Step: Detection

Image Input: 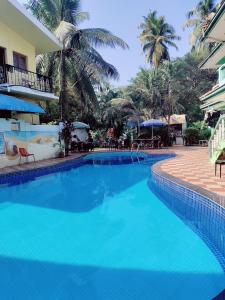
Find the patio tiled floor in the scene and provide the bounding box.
[153,146,225,198]
[0,152,84,175]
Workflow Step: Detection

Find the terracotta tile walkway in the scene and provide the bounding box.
[0,152,84,175]
[0,146,225,206]
[152,146,225,197]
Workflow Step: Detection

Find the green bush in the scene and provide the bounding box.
[184,127,200,145]
[190,121,211,141]
[199,128,211,140]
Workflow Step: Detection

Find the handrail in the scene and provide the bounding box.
[209,114,225,144]
[208,114,225,159]
[5,64,49,79]
[0,64,53,93]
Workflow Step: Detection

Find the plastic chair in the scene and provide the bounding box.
[19,148,35,164]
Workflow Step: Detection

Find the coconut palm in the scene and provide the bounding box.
[139,10,180,68]
[26,0,128,120]
[184,0,216,48]
[103,98,136,137]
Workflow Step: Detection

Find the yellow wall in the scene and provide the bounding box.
[0,21,36,72]
[14,96,46,125]
[15,113,40,125]
[0,21,54,125]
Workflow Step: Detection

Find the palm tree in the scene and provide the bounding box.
[139,11,180,68]
[184,0,216,48]
[26,0,128,120]
[103,98,136,137]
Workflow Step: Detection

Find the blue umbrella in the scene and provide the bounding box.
[73,122,90,129]
[141,119,166,127]
[141,119,166,139]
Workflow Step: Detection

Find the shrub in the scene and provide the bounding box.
[191,121,211,140]
[199,128,211,140]
[184,127,200,145]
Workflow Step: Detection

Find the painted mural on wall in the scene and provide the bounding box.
[4,131,59,160]
[0,119,60,168]
[0,132,5,155]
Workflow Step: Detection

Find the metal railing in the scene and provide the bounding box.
[208,114,225,159]
[0,64,53,93]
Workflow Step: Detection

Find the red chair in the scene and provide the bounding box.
[19,148,35,164]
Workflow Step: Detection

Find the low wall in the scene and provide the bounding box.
[0,118,60,168]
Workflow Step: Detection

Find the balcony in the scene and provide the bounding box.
[0,64,53,93]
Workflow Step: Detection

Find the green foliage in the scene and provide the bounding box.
[139,10,180,67]
[128,49,216,125]
[199,128,211,140]
[184,0,216,50]
[102,98,136,138]
[27,0,128,121]
[184,121,211,145]
[127,61,184,123]
[191,121,211,140]
[174,51,216,123]
[27,2,217,136]
[184,127,200,145]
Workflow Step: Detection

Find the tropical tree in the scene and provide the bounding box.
[184,0,216,49]
[155,62,183,125]
[128,50,217,125]
[139,10,180,67]
[103,98,136,137]
[129,68,160,118]
[26,0,128,121]
[167,50,217,123]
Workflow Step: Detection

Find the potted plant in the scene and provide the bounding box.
[58,144,65,158]
[59,121,74,157]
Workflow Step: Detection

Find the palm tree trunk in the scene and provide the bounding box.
[59,49,67,121]
[59,48,71,156]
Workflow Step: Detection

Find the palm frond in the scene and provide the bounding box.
[80,28,129,49]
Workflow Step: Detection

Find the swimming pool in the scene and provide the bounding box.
[0,151,224,299]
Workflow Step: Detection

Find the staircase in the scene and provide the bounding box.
[209,114,225,162]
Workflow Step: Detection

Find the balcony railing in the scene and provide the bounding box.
[0,64,53,93]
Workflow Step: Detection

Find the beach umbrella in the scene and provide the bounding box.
[141,119,166,127]
[141,119,166,139]
[73,122,90,129]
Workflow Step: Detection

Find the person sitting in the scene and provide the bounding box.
[71,135,82,152]
[124,138,131,149]
[83,132,94,152]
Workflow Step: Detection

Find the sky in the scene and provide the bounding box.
[81,0,198,86]
[19,0,202,86]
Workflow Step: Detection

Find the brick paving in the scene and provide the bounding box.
[152,146,225,198]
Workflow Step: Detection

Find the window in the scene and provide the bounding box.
[11,121,20,131]
[13,52,27,70]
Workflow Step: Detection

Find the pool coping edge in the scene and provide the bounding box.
[152,158,225,209]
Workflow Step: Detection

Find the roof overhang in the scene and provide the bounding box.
[0,0,63,54]
[200,82,225,111]
[200,82,225,102]
[0,84,59,101]
[201,99,225,111]
[199,43,225,69]
[202,2,225,43]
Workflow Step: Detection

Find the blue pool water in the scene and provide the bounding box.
[0,152,224,299]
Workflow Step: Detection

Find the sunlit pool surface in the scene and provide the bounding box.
[0,151,224,299]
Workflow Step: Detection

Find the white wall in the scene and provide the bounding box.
[0,118,60,168]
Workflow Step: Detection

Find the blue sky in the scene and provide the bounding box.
[19,0,201,86]
[81,0,198,86]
